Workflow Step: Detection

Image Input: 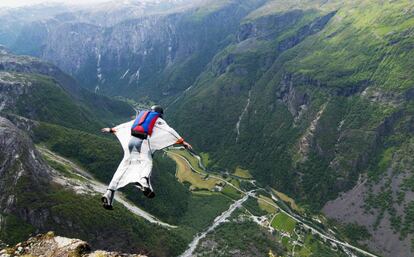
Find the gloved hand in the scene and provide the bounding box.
[101,128,116,133]
[183,141,193,150]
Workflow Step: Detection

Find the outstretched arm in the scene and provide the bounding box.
[175,138,193,150]
[101,127,116,133]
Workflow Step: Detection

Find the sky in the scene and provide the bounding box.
[0,0,108,7]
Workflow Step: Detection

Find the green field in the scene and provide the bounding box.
[233,167,253,179]
[257,195,278,214]
[199,152,211,167]
[221,185,242,200]
[169,149,204,173]
[167,152,220,190]
[272,189,304,213]
[272,212,297,234]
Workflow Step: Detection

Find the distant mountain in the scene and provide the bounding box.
[0,0,267,101]
[0,51,132,132]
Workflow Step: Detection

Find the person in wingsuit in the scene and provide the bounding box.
[100,105,192,210]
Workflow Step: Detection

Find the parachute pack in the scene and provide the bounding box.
[131,110,160,139]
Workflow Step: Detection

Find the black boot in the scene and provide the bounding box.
[101,189,115,210]
[134,177,155,199]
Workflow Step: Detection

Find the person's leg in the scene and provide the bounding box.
[102,138,145,209]
[134,161,155,198]
[101,157,130,209]
[101,189,115,210]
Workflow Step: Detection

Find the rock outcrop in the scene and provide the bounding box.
[0,232,146,257]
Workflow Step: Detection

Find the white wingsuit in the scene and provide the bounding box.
[107,117,182,191]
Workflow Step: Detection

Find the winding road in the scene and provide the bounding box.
[167,150,378,257]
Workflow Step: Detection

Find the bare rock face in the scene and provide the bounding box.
[0,116,53,239]
[0,51,81,97]
[0,232,147,257]
[0,116,51,212]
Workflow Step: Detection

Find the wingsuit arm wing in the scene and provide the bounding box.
[149,118,184,151]
[112,120,134,153]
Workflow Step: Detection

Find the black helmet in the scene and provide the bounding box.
[151,105,164,115]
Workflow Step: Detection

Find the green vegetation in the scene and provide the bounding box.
[194,221,285,257]
[42,153,87,182]
[169,149,204,173]
[33,123,233,240]
[336,223,371,244]
[199,152,211,167]
[297,234,349,257]
[272,212,297,234]
[10,73,104,133]
[0,213,35,245]
[33,122,122,184]
[257,195,278,214]
[170,0,414,222]
[47,190,187,256]
[4,170,187,255]
[233,167,252,179]
[221,185,242,200]
[178,193,232,237]
[168,152,220,191]
[243,196,268,216]
[273,189,303,213]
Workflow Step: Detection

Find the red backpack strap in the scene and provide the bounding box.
[147,114,160,135]
[137,111,150,125]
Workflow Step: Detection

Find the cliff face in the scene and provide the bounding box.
[0,117,52,243]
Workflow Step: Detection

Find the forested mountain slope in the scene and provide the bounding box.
[169,1,414,256]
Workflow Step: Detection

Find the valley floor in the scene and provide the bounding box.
[166,149,379,257]
[34,143,380,257]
